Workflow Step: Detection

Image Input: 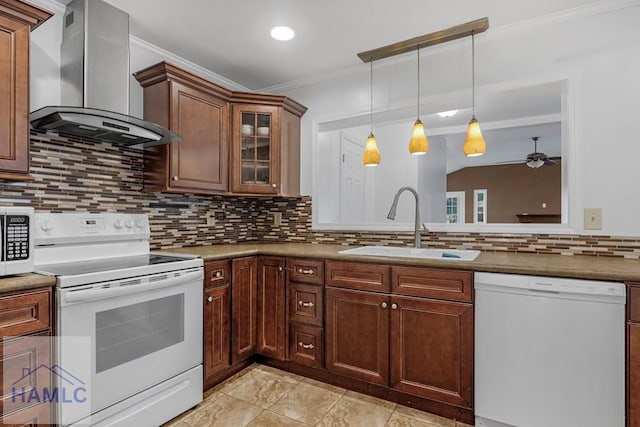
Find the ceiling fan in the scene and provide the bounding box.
[497,137,560,169]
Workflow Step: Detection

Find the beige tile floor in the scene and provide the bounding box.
[163,364,473,427]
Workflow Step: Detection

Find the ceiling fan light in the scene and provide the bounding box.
[463,117,486,157]
[409,119,428,155]
[527,159,545,169]
[363,132,380,167]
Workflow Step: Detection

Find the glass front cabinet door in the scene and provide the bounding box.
[232,105,280,194]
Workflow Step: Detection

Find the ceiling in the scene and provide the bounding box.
[77,0,602,90]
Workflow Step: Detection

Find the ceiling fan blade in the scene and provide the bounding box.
[543,158,557,166]
[494,159,524,165]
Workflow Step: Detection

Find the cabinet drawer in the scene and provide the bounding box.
[288,323,323,368]
[1,332,52,417]
[326,261,390,293]
[204,260,231,288]
[392,267,473,302]
[0,289,51,336]
[288,282,323,327]
[287,258,324,285]
[629,284,640,323]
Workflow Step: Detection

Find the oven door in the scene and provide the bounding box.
[57,267,203,425]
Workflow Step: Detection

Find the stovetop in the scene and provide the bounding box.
[35,253,194,276]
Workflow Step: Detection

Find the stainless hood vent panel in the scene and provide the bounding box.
[29,0,180,147]
[30,106,180,148]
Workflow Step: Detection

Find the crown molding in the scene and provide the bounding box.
[22,0,65,14]
[130,36,250,92]
[259,0,639,93]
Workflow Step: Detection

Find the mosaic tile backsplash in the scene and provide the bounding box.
[3,131,640,258]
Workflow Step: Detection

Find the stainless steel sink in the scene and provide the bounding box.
[338,246,481,261]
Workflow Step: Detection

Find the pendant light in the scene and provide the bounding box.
[408,47,428,155]
[463,32,487,157]
[362,60,380,167]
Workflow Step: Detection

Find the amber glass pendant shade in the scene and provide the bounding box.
[463,117,486,157]
[408,119,428,155]
[363,132,380,166]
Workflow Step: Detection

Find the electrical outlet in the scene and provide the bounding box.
[584,208,602,230]
[206,212,216,226]
[273,212,282,227]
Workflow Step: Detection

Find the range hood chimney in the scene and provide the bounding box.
[30,0,180,147]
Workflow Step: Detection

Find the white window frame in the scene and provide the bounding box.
[474,189,487,224]
[445,191,466,224]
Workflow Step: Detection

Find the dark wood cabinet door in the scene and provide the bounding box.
[231,257,257,364]
[629,322,640,426]
[169,82,229,192]
[390,295,473,409]
[0,2,50,178]
[0,289,51,337]
[256,257,286,360]
[204,285,230,379]
[325,287,389,386]
[325,261,390,293]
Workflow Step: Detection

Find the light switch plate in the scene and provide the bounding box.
[273,212,282,227]
[584,208,602,230]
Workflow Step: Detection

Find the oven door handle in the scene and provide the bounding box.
[63,270,203,304]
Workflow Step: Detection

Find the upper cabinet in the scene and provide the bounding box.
[134,62,307,196]
[230,94,306,196]
[134,62,232,194]
[0,0,51,179]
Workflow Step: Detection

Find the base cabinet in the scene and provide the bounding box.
[390,295,473,408]
[325,287,389,386]
[628,284,640,426]
[231,257,257,364]
[203,285,230,378]
[256,257,286,360]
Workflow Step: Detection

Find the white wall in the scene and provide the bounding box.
[277,1,640,236]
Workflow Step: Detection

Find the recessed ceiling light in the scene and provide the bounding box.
[271,26,295,41]
[437,110,458,118]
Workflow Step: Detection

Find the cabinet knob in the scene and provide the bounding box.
[298,301,314,308]
[207,296,213,303]
[172,176,179,181]
[381,302,388,309]
[391,303,398,310]
[298,342,314,350]
[278,266,283,272]
[272,183,277,188]
[215,271,222,278]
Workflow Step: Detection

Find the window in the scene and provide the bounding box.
[474,189,487,224]
[446,191,465,224]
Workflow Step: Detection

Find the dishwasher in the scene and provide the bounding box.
[474,272,626,427]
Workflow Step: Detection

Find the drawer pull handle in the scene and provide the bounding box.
[391,303,398,310]
[207,296,213,303]
[298,342,314,349]
[298,301,314,308]
[211,270,223,280]
[381,302,388,309]
[297,268,315,275]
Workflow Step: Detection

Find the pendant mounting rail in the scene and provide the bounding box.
[357,17,489,63]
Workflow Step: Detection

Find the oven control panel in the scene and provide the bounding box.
[34,213,150,246]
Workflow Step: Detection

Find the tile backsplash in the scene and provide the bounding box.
[3,131,639,259]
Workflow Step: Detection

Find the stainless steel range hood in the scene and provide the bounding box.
[30,0,180,148]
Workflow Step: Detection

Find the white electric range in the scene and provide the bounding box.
[34,213,203,427]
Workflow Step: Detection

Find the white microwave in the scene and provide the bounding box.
[0,207,34,276]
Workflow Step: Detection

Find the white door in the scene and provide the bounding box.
[339,133,364,223]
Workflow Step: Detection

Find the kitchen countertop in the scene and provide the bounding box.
[0,273,56,294]
[167,243,640,282]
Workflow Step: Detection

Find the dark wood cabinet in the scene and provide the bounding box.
[203,284,230,379]
[0,0,51,179]
[231,257,257,364]
[326,261,390,293]
[0,287,53,425]
[289,323,323,368]
[628,283,640,426]
[256,257,286,360]
[325,287,389,386]
[288,282,323,327]
[390,295,473,408]
[134,62,231,194]
[230,95,306,196]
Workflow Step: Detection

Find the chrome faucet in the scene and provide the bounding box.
[387,186,428,248]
